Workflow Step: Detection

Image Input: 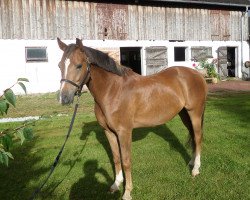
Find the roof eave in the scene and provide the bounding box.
[143,0,250,8]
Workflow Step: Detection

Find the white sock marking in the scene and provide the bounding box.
[111,170,124,192]
[192,153,201,176]
[115,170,124,184]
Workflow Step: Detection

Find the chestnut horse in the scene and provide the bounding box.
[57,38,207,200]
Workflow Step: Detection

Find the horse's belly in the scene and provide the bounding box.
[133,105,182,128]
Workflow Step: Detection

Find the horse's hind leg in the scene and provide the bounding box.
[187,108,205,177]
[179,108,195,165]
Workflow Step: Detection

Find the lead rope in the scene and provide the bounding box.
[29,96,80,200]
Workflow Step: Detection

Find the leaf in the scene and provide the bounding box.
[17,130,25,145]
[0,152,3,165]
[5,103,9,114]
[0,151,9,166]
[23,128,33,140]
[2,134,13,151]
[4,152,14,160]
[18,82,27,94]
[17,78,29,82]
[0,100,8,115]
[4,89,16,107]
[2,153,9,166]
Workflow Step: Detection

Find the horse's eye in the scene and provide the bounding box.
[76,64,82,69]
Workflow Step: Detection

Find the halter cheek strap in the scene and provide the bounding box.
[60,62,91,96]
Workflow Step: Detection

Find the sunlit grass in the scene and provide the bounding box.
[0,91,249,200]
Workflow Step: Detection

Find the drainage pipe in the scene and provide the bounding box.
[240,7,248,80]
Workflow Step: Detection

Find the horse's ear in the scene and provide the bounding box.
[76,38,83,48]
[57,37,67,51]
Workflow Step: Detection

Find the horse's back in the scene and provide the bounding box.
[158,66,207,94]
[139,66,207,95]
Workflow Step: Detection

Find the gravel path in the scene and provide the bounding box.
[208,80,250,92]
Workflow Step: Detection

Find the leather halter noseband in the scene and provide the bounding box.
[60,62,91,96]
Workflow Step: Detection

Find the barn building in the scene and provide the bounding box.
[0,0,250,93]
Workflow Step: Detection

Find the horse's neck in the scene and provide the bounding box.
[87,66,122,101]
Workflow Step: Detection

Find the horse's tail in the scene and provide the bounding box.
[186,105,206,148]
[201,105,205,132]
[198,105,205,149]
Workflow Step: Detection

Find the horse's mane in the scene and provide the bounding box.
[64,44,133,76]
[82,46,131,76]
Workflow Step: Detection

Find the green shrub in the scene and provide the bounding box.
[0,78,34,166]
[199,59,219,78]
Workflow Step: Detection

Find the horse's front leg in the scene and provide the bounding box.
[104,130,124,192]
[118,130,133,200]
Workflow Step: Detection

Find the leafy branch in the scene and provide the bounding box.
[199,59,219,78]
[0,78,34,166]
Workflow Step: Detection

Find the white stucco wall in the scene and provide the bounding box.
[0,39,249,95]
[0,40,62,95]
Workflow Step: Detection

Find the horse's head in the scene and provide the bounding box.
[57,38,90,105]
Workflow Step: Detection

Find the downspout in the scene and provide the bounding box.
[240,7,248,80]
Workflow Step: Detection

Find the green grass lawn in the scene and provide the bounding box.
[0,91,249,200]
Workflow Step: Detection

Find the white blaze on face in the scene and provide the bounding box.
[59,58,71,103]
[63,58,70,83]
[61,58,71,88]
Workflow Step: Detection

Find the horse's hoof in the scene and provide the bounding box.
[188,159,194,166]
[192,169,200,177]
[110,183,119,193]
[122,191,132,200]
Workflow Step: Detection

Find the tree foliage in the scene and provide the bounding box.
[0,79,34,166]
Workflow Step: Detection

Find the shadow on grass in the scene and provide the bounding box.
[0,138,49,200]
[70,121,190,200]
[69,159,121,200]
[40,138,89,199]
[133,125,191,165]
[67,121,190,199]
[80,121,190,166]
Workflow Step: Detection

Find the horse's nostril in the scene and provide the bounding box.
[60,92,74,105]
[62,95,69,104]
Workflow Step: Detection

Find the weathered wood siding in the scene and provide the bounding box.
[0,0,248,41]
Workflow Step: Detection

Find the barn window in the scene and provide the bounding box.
[191,47,213,62]
[25,47,48,62]
[145,46,168,75]
[174,47,188,62]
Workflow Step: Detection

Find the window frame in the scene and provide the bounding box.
[25,46,48,62]
[174,46,188,62]
[191,46,213,62]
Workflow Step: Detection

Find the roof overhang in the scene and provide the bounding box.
[142,0,250,8]
[79,0,250,10]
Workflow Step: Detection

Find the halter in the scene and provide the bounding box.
[60,61,91,96]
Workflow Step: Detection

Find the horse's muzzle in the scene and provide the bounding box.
[60,91,74,105]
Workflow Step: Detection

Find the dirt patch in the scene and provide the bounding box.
[208,80,250,92]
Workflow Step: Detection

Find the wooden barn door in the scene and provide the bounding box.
[96,3,128,40]
[218,47,228,78]
[145,47,168,75]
